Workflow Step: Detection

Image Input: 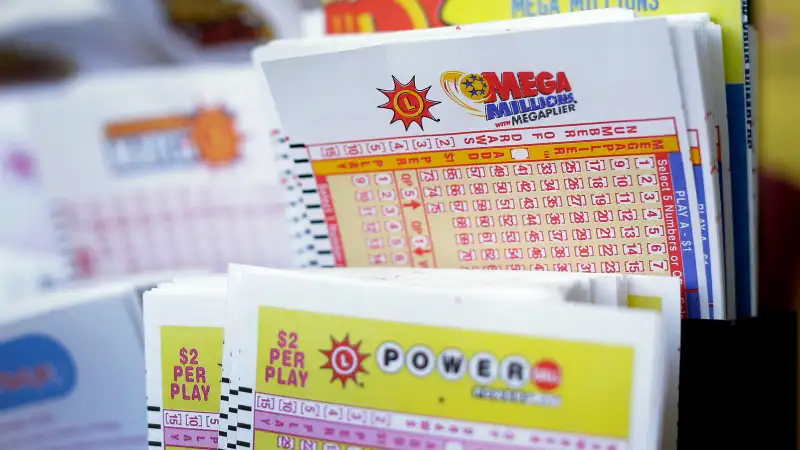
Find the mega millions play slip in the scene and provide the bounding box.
[255,13,734,318]
[318,0,757,322]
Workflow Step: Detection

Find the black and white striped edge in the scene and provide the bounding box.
[275,137,314,269]
[218,375,231,450]
[742,2,753,159]
[280,140,334,267]
[234,385,255,448]
[227,358,241,447]
[147,405,162,447]
[289,144,334,267]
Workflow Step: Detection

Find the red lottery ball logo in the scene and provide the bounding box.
[531,360,562,391]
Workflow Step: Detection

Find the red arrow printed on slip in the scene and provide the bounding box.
[414,247,431,256]
[403,200,421,209]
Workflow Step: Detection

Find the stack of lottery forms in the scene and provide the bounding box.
[144,266,681,450]
[254,10,736,320]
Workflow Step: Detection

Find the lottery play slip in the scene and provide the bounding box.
[320,0,757,322]
[142,266,670,450]
[0,283,148,450]
[143,285,226,450]
[257,15,733,318]
[28,65,293,281]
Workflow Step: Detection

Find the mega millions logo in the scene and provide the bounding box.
[440,71,577,126]
[103,106,242,175]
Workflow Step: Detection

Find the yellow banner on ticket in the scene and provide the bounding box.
[161,326,224,413]
[312,136,678,176]
[255,307,635,438]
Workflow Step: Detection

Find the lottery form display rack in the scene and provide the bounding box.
[676,313,797,449]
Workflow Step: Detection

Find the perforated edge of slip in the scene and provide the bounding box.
[283,142,335,268]
[234,385,255,449]
[147,405,163,448]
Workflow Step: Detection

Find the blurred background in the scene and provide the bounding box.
[0,0,797,313]
[0,0,800,447]
[1,2,797,445]
[754,0,800,313]
[0,0,327,301]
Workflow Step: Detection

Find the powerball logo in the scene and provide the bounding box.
[103,106,242,175]
[440,71,576,127]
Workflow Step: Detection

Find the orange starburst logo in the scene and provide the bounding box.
[377,76,440,131]
[319,335,370,387]
[189,106,242,166]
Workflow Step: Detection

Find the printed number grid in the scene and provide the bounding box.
[252,393,629,450]
[52,184,285,278]
[326,155,671,274]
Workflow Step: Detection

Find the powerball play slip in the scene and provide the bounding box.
[229,268,666,450]
[259,19,709,318]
